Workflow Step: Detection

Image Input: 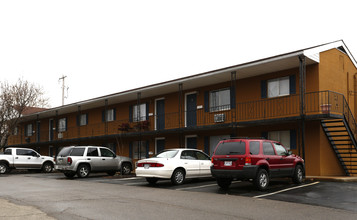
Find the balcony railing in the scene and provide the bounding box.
[8,91,350,144]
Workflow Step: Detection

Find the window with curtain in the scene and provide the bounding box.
[133,141,147,159]
[79,114,87,126]
[210,88,230,112]
[268,130,290,149]
[26,124,33,136]
[133,103,146,122]
[268,76,289,98]
[58,118,67,132]
[106,109,115,122]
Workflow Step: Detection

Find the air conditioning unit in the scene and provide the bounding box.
[58,133,63,139]
[214,113,225,123]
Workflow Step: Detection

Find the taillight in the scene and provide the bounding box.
[245,157,251,166]
[137,162,164,167]
[67,157,72,165]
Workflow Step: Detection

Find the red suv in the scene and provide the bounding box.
[210,138,305,190]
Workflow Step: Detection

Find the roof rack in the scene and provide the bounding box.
[223,137,267,140]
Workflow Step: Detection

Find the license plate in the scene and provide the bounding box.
[144,164,150,169]
[224,161,232,166]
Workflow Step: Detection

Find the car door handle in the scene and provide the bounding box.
[87,158,91,160]
[280,157,284,160]
[15,157,18,159]
[28,157,31,159]
[266,158,270,161]
[102,159,105,160]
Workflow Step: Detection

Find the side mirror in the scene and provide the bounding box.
[287,151,292,156]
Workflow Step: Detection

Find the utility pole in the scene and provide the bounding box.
[59,75,68,106]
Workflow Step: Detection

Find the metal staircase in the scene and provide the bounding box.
[321,118,357,176]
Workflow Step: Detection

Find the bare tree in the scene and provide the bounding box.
[0,78,48,149]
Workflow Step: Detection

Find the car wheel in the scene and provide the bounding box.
[64,171,76,178]
[292,165,304,184]
[77,164,90,178]
[42,162,54,173]
[217,178,232,189]
[107,171,116,176]
[146,177,158,184]
[0,163,9,174]
[121,163,131,175]
[254,169,269,191]
[171,168,185,185]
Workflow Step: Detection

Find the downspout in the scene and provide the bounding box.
[178,83,183,148]
[299,55,306,161]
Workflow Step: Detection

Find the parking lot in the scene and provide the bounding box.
[23,172,357,213]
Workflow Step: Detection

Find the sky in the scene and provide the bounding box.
[1,0,357,108]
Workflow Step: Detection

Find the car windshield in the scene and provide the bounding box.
[155,150,179,158]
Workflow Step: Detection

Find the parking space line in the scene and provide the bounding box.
[253,181,320,199]
[176,181,241,191]
[112,177,143,181]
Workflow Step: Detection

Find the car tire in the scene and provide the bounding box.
[107,171,116,176]
[77,164,90,178]
[0,162,9,174]
[42,162,54,173]
[292,165,304,184]
[171,168,185,185]
[121,163,131,175]
[217,178,232,189]
[146,177,158,184]
[64,171,76,178]
[254,168,269,191]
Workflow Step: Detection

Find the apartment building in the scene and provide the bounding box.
[7,40,357,176]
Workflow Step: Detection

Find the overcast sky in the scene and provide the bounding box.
[1,0,356,107]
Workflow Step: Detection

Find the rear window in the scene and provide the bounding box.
[58,147,73,157]
[214,141,246,155]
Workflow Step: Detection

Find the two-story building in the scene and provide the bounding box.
[7,40,357,176]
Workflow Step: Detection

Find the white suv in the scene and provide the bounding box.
[55,146,133,178]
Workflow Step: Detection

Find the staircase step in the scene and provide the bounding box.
[327,135,350,137]
[328,130,348,133]
[322,125,346,128]
[323,120,344,123]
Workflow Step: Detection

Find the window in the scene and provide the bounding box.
[268,130,290,150]
[196,151,210,160]
[13,127,19,136]
[181,150,197,160]
[263,142,276,155]
[214,141,246,155]
[106,109,115,122]
[133,103,146,122]
[87,147,99,157]
[100,148,115,157]
[210,88,230,112]
[25,124,33,137]
[58,118,67,132]
[79,114,88,126]
[249,141,260,155]
[133,141,147,159]
[70,148,85,156]
[4,149,12,155]
[17,149,37,156]
[273,143,287,156]
[268,76,289,98]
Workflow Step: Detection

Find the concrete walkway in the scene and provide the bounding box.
[0,198,55,220]
[306,176,357,182]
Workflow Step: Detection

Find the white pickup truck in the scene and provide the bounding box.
[0,147,55,174]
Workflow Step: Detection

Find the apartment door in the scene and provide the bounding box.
[156,138,165,154]
[156,99,165,130]
[186,93,197,127]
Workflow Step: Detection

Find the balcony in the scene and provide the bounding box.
[8,91,350,145]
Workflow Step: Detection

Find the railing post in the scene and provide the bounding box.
[299,55,306,161]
